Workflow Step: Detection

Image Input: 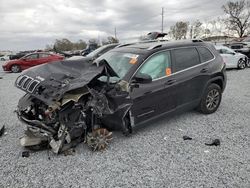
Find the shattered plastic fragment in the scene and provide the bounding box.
[205,139,221,146]
[22,151,30,158]
[0,125,5,137]
[183,135,192,140]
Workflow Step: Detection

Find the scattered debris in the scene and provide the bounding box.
[204,150,210,153]
[163,136,168,141]
[178,128,184,132]
[22,151,30,158]
[205,139,221,146]
[0,125,5,137]
[63,148,76,156]
[183,135,193,140]
[87,128,113,151]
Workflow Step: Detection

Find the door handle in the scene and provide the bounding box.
[165,79,176,86]
[200,68,208,73]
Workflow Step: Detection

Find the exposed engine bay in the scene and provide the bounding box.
[15,59,133,154]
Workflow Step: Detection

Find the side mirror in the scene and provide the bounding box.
[133,73,152,84]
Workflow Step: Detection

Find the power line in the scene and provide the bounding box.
[161,7,164,33]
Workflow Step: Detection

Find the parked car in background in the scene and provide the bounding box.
[67,43,119,60]
[81,43,98,56]
[228,42,250,59]
[215,46,249,69]
[0,55,10,61]
[242,37,250,47]
[2,52,64,73]
[15,40,226,153]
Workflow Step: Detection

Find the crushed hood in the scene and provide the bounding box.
[15,59,118,104]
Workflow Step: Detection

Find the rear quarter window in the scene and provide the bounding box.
[197,47,214,63]
[172,48,200,72]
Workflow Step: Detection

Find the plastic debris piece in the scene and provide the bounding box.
[204,150,210,153]
[0,125,5,137]
[63,148,76,156]
[205,139,221,146]
[183,135,192,140]
[22,151,30,158]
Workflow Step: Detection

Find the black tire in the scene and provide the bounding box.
[11,65,21,73]
[246,58,250,68]
[237,59,246,69]
[122,116,132,136]
[197,83,222,114]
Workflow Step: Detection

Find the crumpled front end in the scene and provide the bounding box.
[15,59,132,154]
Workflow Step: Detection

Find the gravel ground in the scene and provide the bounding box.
[0,68,250,188]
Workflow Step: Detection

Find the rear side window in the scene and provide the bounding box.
[197,47,214,63]
[39,53,50,58]
[172,48,200,72]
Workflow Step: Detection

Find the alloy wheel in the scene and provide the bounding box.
[11,65,20,73]
[238,59,246,69]
[206,89,220,111]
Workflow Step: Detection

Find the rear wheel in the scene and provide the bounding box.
[11,65,21,73]
[238,59,246,69]
[197,83,222,114]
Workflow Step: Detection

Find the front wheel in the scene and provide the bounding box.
[245,58,250,68]
[197,83,222,114]
[238,59,246,69]
[11,65,21,73]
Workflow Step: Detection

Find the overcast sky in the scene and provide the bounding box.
[0,0,234,51]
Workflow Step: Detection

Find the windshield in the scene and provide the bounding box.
[97,51,139,81]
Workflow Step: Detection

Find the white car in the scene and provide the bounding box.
[0,55,10,61]
[215,46,249,69]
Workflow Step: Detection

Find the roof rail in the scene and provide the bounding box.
[116,39,169,48]
[116,43,136,48]
[147,44,163,50]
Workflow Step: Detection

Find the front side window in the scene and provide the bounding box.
[172,48,200,72]
[220,48,235,54]
[197,47,214,63]
[25,54,38,60]
[138,51,171,80]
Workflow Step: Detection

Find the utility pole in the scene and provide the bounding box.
[114,27,117,39]
[161,7,164,33]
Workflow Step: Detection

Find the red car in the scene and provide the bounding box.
[2,52,64,73]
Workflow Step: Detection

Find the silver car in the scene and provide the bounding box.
[215,46,249,69]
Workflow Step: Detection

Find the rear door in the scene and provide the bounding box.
[130,51,177,124]
[171,46,214,107]
[38,53,52,65]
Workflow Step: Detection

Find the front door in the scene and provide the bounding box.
[130,51,177,124]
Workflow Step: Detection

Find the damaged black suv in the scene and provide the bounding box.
[15,40,226,153]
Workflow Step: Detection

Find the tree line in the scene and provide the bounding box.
[168,0,250,40]
[46,36,118,51]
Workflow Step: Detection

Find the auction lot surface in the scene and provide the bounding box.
[0,69,249,188]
